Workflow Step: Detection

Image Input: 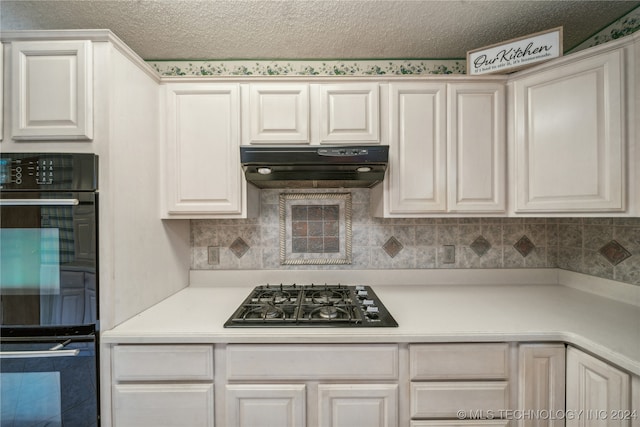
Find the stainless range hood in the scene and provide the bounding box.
[240,145,388,189]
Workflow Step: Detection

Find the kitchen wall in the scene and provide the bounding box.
[190,189,640,287]
[187,10,640,286]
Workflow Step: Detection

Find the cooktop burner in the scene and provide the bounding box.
[224,284,398,328]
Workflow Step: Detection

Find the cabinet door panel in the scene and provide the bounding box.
[518,344,565,427]
[164,83,243,215]
[566,347,630,427]
[388,83,447,213]
[512,49,624,212]
[113,384,214,427]
[226,384,306,427]
[319,83,380,143]
[318,384,398,427]
[448,83,505,212]
[246,84,309,144]
[11,40,93,140]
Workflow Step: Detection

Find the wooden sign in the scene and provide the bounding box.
[467,27,563,75]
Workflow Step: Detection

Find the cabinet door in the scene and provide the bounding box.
[448,83,505,213]
[387,82,447,213]
[512,49,625,212]
[113,384,214,427]
[318,83,380,143]
[318,384,398,427]
[11,40,93,140]
[226,384,306,427]
[164,83,246,216]
[518,344,565,427]
[244,83,309,144]
[566,346,630,427]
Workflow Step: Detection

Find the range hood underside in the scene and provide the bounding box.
[243,166,387,189]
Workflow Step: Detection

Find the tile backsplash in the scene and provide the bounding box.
[191,189,640,287]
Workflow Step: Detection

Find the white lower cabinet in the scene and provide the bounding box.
[108,342,637,427]
[225,384,306,427]
[566,346,631,427]
[318,384,398,427]
[223,344,399,427]
[410,343,510,425]
[517,344,566,427]
[111,345,215,427]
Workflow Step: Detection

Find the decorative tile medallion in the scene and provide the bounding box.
[514,235,535,258]
[470,236,492,257]
[229,237,250,258]
[382,236,404,258]
[280,193,352,265]
[598,240,632,266]
[291,205,340,253]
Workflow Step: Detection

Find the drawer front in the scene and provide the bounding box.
[411,381,509,419]
[226,344,398,380]
[113,384,214,427]
[410,344,509,380]
[411,421,509,427]
[113,345,214,381]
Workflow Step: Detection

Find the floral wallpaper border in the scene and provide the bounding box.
[150,7,639,77]
[151,59,466,77]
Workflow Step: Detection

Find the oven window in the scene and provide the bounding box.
[1,228,61,294]
[1,372,62,425]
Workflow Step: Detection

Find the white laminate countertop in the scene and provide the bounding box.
[102,281,640,376]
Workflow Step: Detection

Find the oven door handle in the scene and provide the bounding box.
[0,198,80,206]
[0,349,80,359]
[0,338,81,359]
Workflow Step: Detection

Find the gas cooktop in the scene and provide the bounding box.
[224,284,398,328]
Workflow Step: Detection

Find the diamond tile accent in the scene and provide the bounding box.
[470,236,492,257]
[514,235,535,257]
[382,236,403,258]
[229,237,250,258]
[598,240,632,266]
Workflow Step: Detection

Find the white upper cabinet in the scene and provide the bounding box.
[448,83,506,213]
[384,82,448,214]
[243,83,309,144]
[372,81,505,217]
[11,40,93,140]
[510,48,625,213]
[242,82,382,145]
[163,83,258,218]
[317,82,380,143]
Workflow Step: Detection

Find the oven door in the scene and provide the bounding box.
[0,192,97,328]
[0,328,98,426]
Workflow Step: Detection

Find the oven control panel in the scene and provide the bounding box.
[0,153,97,191]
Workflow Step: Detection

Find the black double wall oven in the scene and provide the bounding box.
[0,153,99,426]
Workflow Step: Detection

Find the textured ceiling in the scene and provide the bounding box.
[1,1,639,60]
